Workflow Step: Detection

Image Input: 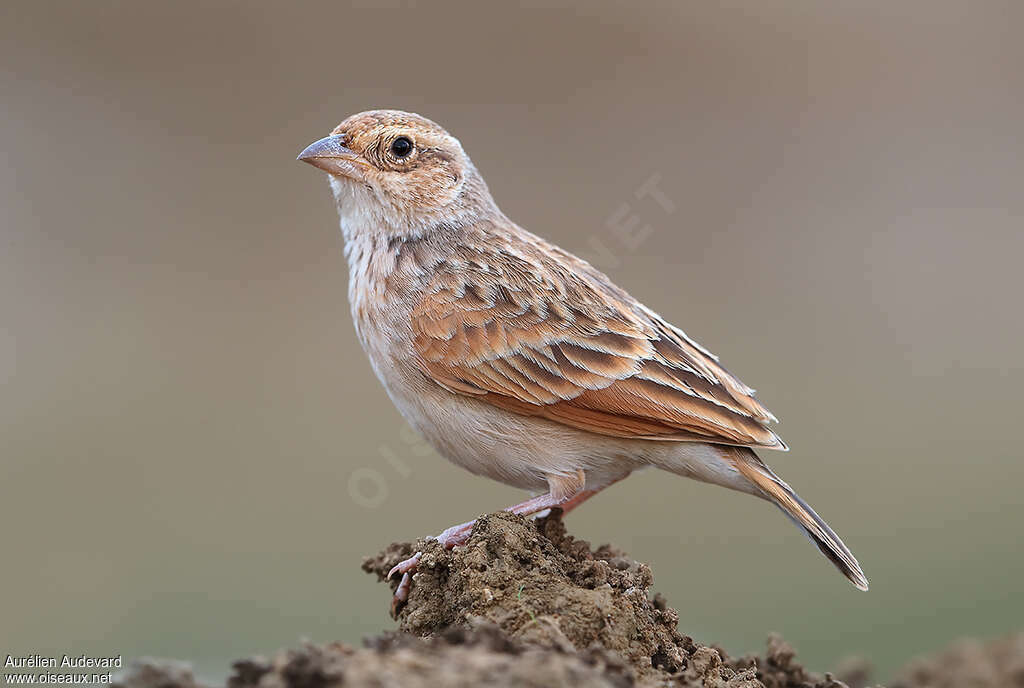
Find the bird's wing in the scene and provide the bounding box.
[410,229,785,449]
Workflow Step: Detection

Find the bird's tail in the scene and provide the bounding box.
[727,448,869,591]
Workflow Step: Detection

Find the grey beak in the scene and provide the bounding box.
[297,135,363,178]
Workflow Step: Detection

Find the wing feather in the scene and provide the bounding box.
[409,226,785,449]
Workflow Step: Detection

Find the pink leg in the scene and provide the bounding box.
[386,473,626,613]
[544,486,601,515]
[527,473,630,520]
[386,491,568,580]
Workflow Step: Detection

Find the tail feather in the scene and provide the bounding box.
[730,449,869,591]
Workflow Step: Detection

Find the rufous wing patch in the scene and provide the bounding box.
[410,223,785,449]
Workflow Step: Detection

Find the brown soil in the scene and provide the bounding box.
[111,510,1024,688]
[356,510,849,687]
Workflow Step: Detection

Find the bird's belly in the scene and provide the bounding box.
[382,377,642,494]
[385,384,551,492]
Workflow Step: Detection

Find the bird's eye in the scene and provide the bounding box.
[390,136,413,158]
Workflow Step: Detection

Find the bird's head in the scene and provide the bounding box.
[298,110,495,235]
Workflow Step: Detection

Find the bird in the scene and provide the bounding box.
[297,109,868,607]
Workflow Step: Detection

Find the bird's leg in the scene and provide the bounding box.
[398,480,610,568]
[387,471,587,612]
[386,486,579,579]
[533,487,599,518]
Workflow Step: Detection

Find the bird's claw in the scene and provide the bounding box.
[387,551,423,616]
[390,571,414,617]
[387,550,423,580]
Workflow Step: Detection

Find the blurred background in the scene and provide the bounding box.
[2,0,1022,681]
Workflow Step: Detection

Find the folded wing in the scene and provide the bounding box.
[410,227,785,449]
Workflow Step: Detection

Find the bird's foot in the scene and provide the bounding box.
[383,478,615,615]
[386,522,477,615]
[386,550,422,617]
[387,550,423,581]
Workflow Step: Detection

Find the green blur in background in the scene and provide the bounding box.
[1,0,1022,682]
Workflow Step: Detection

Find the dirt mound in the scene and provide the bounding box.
[360,510,849,687]
[110,510,1024,688]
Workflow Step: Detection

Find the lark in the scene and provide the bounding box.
[298,110,867,607]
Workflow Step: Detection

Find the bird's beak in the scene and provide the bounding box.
[297,135,365,180]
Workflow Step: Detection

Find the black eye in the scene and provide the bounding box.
[390,136,413,158]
